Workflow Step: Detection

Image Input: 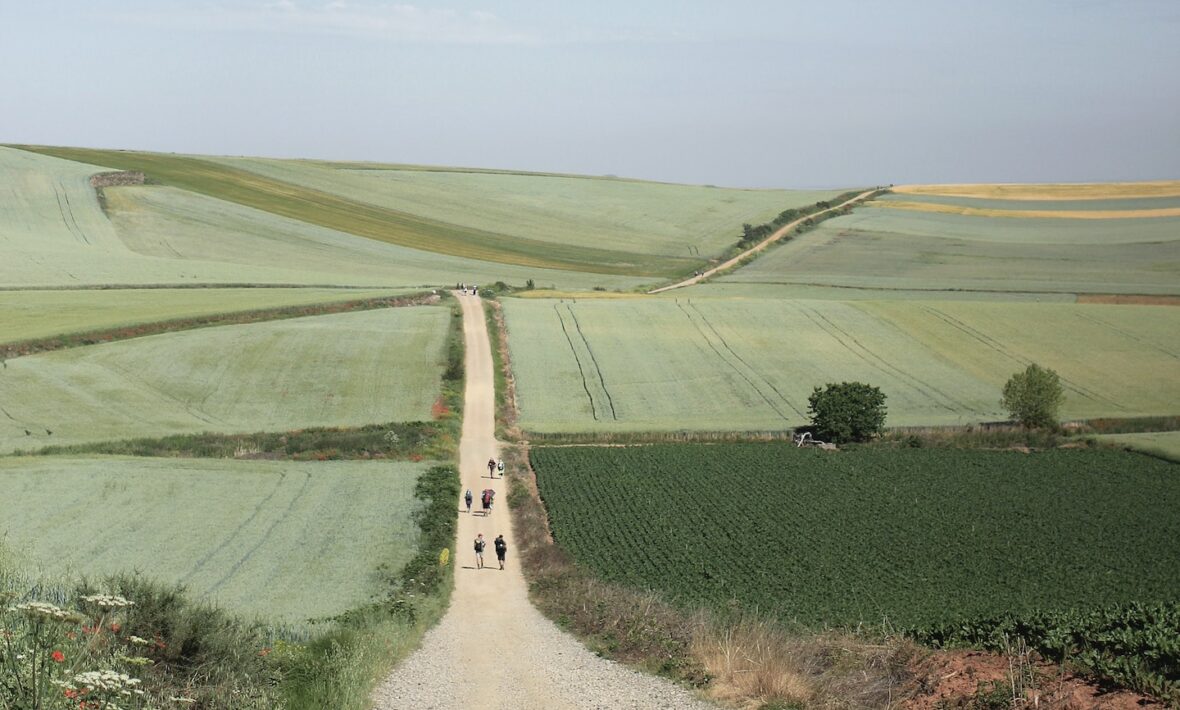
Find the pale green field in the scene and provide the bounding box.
[715,207,1180,296]
[0,456,426,622]
[102,185,648,291]
[504,297,1180,432]
[0,287,415,344]
[217,156,848,258]
[878,192,1180,212]
[1094,431,1180,461]
[0,307,450,452]
[0,147,648,290]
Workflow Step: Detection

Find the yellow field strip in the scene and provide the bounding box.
[872,200,1180,220]
[893,180,1180,200]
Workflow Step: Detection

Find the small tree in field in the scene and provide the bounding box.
[807,382,887,443]
[1001,363,1065,429]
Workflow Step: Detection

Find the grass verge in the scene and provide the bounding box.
[0,291,440,360]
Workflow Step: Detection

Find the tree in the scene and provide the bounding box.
[1001,363,1064,429]
[807,382,887,443]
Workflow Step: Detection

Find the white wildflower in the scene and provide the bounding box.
[80,594,135,609]
[129,635,151,646]
[9,601,81,622]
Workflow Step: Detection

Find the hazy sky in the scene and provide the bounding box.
[2,0,1178,187]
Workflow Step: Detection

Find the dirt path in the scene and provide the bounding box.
[648,189,878,294]
[373,292,712,709]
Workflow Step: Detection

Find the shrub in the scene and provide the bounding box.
[807,382,887,443]
[1001,363,1064,430]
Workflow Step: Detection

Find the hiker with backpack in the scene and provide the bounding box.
[464,488,473,514]
[494,534,507,570]
[487,458,496,478]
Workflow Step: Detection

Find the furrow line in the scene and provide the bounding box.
[564,304,618,421]
[181,472,289,584]
[553,303,600,421]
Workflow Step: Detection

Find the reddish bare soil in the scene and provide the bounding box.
[905,650,1162,710]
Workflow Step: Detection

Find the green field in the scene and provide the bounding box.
[0,287,415,344]
[532,444,1180,628]
[214,156,848,259]
[12,145,846,279]
[0,456,427,622]
[0,307,450,452]
[502,297,1180,432]
[1096,431,1180,461]
[715,207,1180,296]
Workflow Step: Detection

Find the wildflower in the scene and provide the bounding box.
[128,635,151,646]
[258,647,270,657]
[52,650,65,663]
[79,594,134,609]
[170,698,197,705]
[9,601,82,623]
[108,622,121,633]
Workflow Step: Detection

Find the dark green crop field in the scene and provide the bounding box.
[532,444,1180,629]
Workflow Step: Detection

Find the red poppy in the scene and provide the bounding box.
[108,623,121,633]
[258,647,271,657]
[51,650,65,663]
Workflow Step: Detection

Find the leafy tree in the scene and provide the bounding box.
[1001,363,1065,429]
[807,382,887,443]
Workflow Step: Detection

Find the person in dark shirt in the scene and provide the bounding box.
[494,534,507,570]
[474,534,486,569]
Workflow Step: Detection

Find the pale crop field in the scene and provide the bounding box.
[717,207,1180,296]
[0,307,450,452]
[102,185,649,291]
[0,147,648,290]
[892,180,1180,200]
[504,297,1180,432]
[504,297,1003,431]
[214,156,848,259]
[0,456,427,622]
[857,301,1180,421]
[872,199,1180,220]
[0,287,414,344]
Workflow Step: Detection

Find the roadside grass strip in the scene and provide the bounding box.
[531,444,1180,629]
[0,307,450,452]
[13,146,693,276]
[0,456,427,622]
[503,297,1005,432]
[0,288,419,350]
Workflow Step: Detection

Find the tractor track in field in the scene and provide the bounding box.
[564,304,618,420]
[553,303,601,421]
[797,304,970,415]
[917,305,1126,410]
[207,471,313,594]
[677,301,795,424]
[1073,311,1180,361]
[181,473,289,585]
[686,300,806,419]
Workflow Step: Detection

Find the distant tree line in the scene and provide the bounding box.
[734,190,871,250]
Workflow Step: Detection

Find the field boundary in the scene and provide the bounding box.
[0,290,440,360]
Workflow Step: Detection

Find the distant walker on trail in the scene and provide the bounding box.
[488,458,497,478]
[496,458,505,476]
[464,488,473,514]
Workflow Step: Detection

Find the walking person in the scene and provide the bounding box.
[496,458,505,477]
[494,534,507,570]
[464,488,473,514]
[474,533,486,569]
[488,458,496,478]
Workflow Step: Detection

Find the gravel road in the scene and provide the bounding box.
[372,292,713,710]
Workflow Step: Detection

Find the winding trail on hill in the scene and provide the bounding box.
[648,189,878,294]
[372,293,712,710]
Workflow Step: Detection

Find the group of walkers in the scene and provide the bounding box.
[473,532,507,570]
[457,282,479,296]
[465,453,508,569]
